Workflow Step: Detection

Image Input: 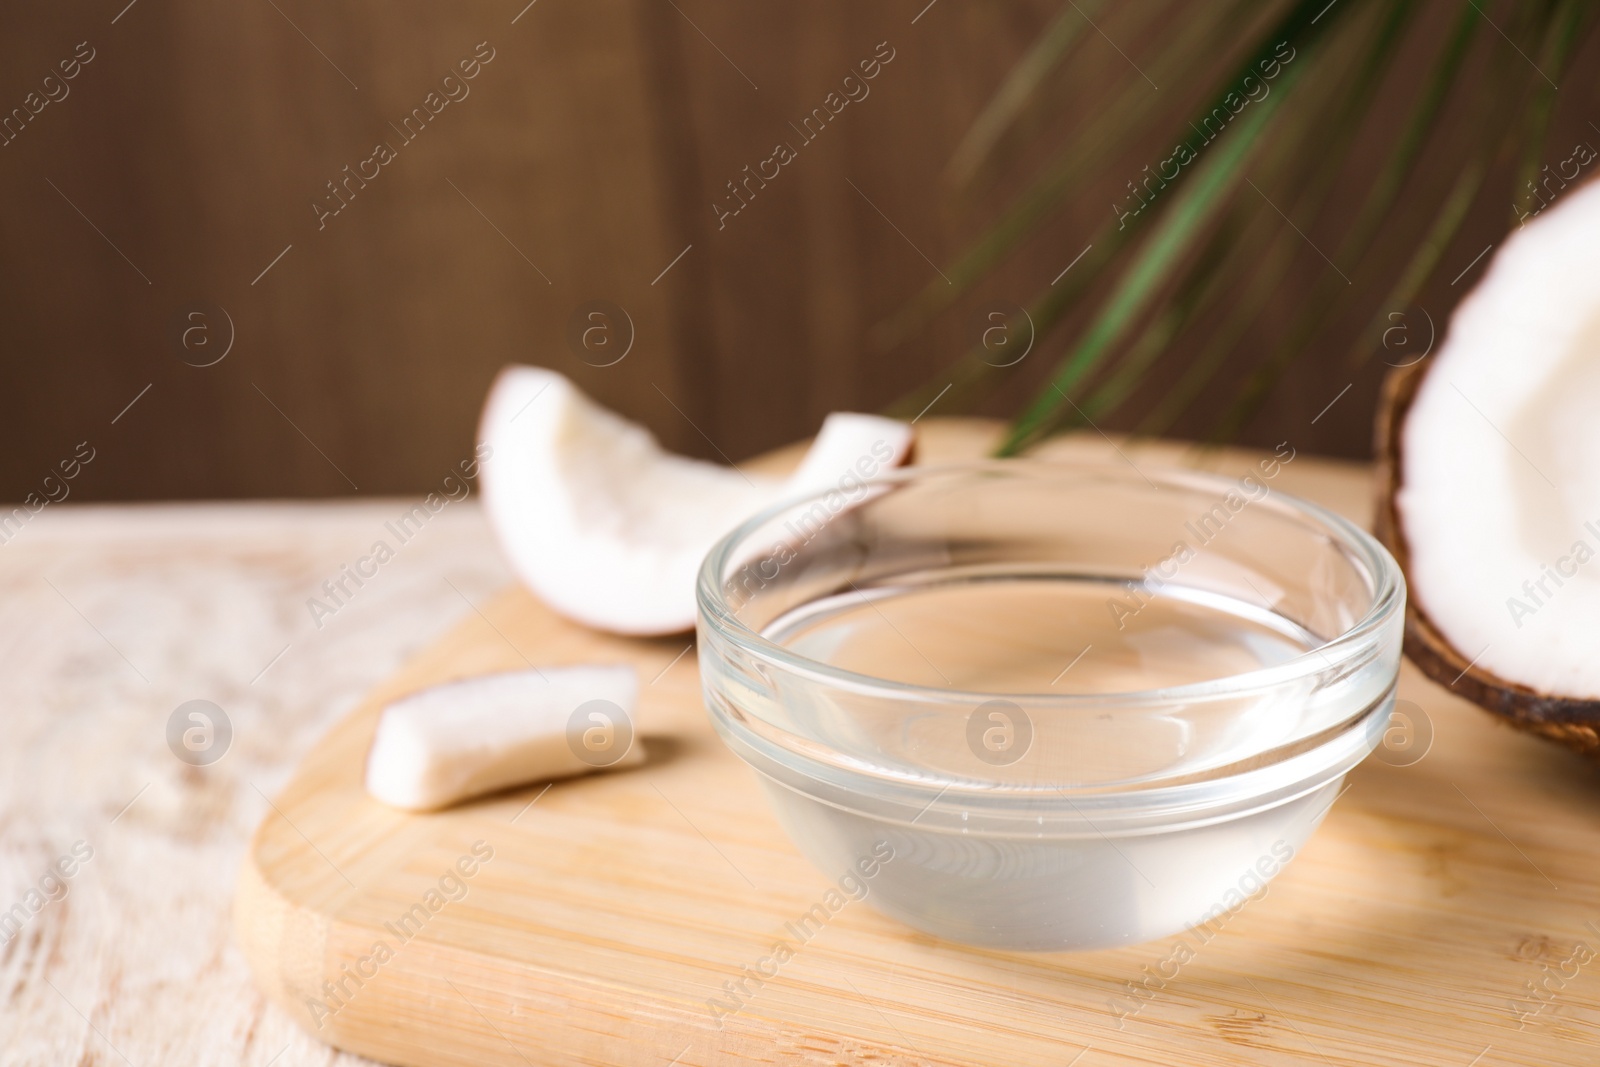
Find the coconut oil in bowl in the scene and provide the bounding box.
[696,461,1403,951]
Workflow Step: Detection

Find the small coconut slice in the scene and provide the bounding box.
[477,365,913,634]
[365,665,641,812]
[1380,176,1600,757]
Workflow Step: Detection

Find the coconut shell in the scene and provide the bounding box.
[1375,357,1600,759]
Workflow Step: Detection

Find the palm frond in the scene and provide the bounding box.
[889,0,1600,453]
[942,0,1110,192]
[1211,0,1596,438]
[997,40,1319,455]
[1102,0,1418,438]
[994,0,1353,454]
[875,0,1256,359]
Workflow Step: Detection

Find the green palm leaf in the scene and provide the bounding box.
[887,0,1600,454]
[996,0,1350,454]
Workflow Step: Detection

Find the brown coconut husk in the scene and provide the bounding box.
[1375,358,1600,759]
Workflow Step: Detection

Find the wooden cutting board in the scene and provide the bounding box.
[236,420,1600,1067]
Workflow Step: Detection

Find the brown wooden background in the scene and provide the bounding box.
[1,1,1596,500]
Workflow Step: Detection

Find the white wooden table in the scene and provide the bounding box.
[0,500,510,1067]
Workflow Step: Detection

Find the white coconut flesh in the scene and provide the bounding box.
[1399,178,1600,699]
[365,665,640,811]
[478,365,913,635]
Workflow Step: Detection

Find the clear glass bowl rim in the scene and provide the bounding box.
[696,458,1404,709]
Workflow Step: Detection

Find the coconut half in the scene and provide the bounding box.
[477,365,914,635]
[1378,178,1600,757]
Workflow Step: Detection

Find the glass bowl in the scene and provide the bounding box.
[695,460,1404,951]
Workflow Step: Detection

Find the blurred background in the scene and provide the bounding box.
[3,0,1598,499]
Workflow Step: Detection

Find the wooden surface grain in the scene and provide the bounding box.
[229,420,1600,1067]
[0,495,511,1066]
[12,3,1593,503]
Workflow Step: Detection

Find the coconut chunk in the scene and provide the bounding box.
[1398,177,1600,699]
[477,366,913,635]
[365,665,641,812]
[786,411,916,494]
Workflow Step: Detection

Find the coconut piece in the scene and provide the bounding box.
[477,365,913,635]
[786,411,917,493]
[365,665,641,812]
[1378,177,1600,757]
